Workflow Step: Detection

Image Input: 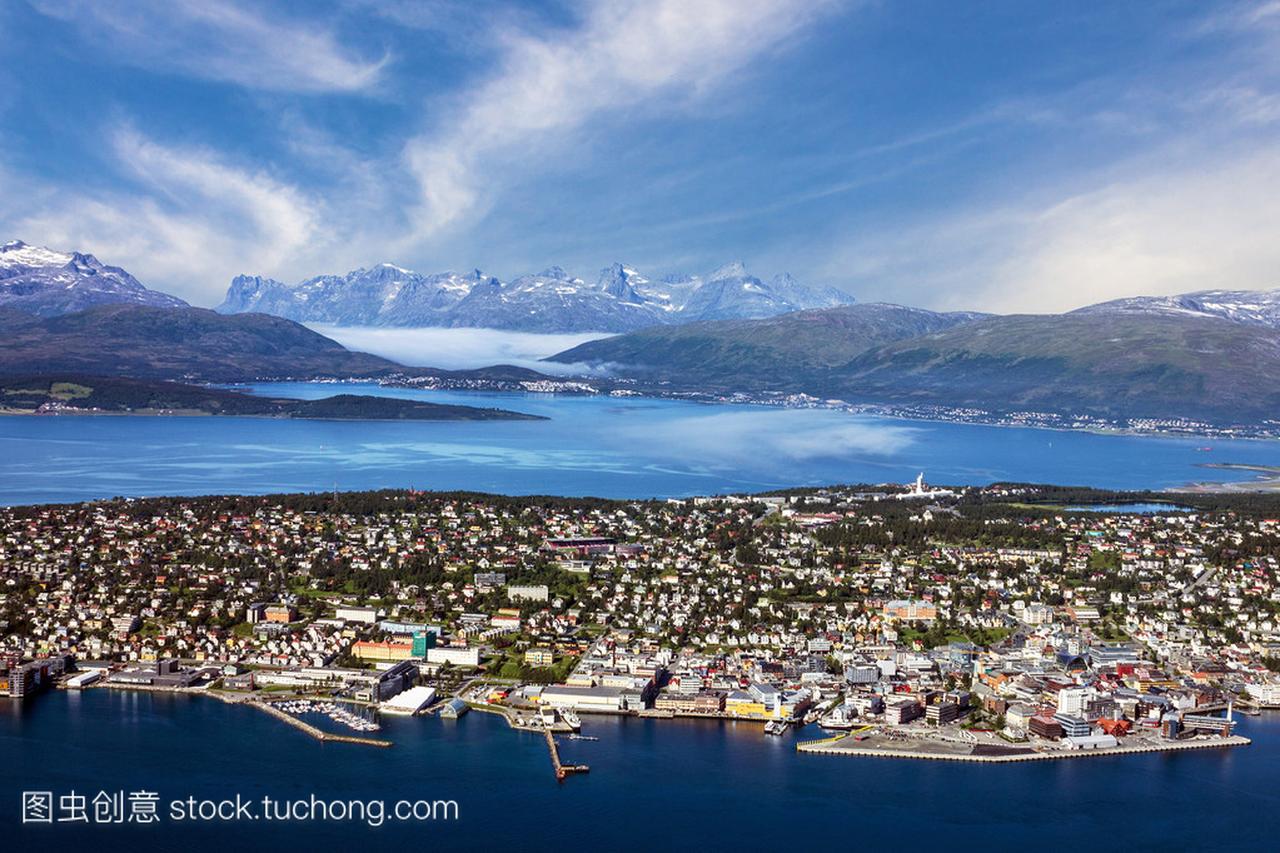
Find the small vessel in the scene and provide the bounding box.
[819,706,858,730]
[567,733,598,741]
[764,720,788,736]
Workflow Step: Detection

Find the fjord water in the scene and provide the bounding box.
[0,382,1277,505]
[5,690,1278,850]
[6,391,1279,853]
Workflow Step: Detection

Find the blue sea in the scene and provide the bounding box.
[0,382,1275,505]
[5,384,1280,851]
[4,690,1277,851]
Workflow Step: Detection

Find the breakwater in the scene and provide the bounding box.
[251,700,392,748]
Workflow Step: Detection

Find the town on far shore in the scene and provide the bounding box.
[4,475,1278,770]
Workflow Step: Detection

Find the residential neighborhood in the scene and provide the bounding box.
[2,483,1276,759]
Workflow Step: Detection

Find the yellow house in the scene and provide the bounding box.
[525,647,556,667]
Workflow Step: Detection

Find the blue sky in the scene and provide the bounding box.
[2,0,1279,312]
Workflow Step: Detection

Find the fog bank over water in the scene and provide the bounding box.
[309,325,612,373]
[617,410,919,467]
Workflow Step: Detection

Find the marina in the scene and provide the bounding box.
[253,700,391,747]
[272,698,383,732]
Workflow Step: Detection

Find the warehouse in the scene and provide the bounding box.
[539,685,626,713]
[380,685,437,715]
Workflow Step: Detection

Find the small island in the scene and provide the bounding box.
[0,375,544,421]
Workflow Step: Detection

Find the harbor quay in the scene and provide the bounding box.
[3,482,1278,773]
[796,727,1252,763]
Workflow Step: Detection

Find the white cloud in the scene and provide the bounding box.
[7,1,840,304]
[6,127,321,303]
[824,140,1280,315]
[401,0,840,242]
[29,0,388,93]
[978,146,1280,312]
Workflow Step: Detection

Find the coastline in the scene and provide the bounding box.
[0,405,544,423]
[797,732,1253,763]
[379,376,1280,442]
[55,684,1258,769]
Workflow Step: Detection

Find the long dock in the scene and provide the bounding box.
[252,701,392,748]
[466,700,589,780]
[544,729,589,780]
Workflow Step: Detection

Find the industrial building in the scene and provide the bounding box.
[108,659,203,688]
[380,685,437,715]
[539,685,626,713]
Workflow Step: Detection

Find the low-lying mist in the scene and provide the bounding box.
[309,325,613,374]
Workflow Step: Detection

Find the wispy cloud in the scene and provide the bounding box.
[812,3,1280,314]
[821,139,1280,315]
[28,0,389,93]
[8,0,840,303]
[7,127,321,302]
[400,0,841,243]
[983,146,1280,312]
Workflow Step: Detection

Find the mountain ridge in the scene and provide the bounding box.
[217,259,856,332]
[0,240,188,317]
[552,303,989,389]
[0,304,400,382]
[548,300,1280,424]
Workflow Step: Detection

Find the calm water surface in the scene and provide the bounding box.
[0,382,1276,505]
[5,387,1278,850]
[3,690,1275,851]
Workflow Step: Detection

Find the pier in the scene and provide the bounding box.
[544,729,589,780]
[463,700,589,779]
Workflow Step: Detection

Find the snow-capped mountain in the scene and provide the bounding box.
[217,260,856,332]
[219,264,487,326]
[0,240,187,317]
[663,262,853,322]
[1073,288,1280,328]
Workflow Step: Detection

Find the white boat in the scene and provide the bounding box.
[819,707,858,730]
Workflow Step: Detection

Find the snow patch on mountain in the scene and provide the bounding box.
[0,240,187,317]
[1073,288,1280,328]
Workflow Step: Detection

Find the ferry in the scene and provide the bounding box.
[818,706,858,730]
